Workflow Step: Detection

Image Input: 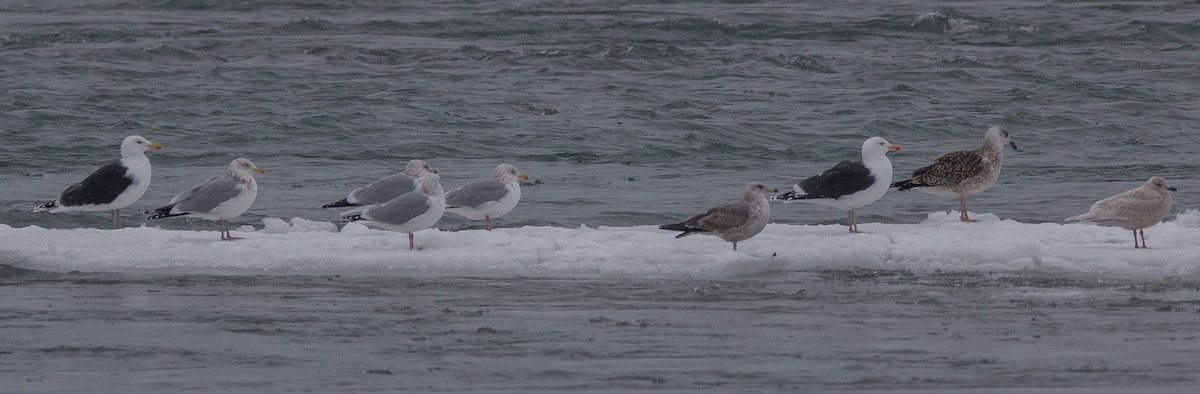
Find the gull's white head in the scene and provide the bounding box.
[419,173,444,197]
[744,182,779,197]
[1146,176,1177,193]
[985,125,1018,150]
[121,135,163,155]
[405,159,436,176]
[861,136,901,158]
[492,164,529,183]
[229,157,266,176]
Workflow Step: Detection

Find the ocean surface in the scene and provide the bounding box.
[3,0,1200,391]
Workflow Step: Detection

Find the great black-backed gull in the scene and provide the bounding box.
[1066,176,1176,249]
[321,159,436,214]
[147,158,265,241]
[891,125,1017,222]
[34,135,163,229]
[777,137,901,233]
[444,164,529,231]
[660,182,777,251]
[345,173,446,250]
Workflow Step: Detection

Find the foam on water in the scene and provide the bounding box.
[4,210,1198,280]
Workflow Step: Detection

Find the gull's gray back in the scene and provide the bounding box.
[174,176,243,213]
[445,179,507,208]
[351,173,418,205]
[364,192,432,225]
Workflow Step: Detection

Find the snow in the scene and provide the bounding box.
[2,210,1200,280]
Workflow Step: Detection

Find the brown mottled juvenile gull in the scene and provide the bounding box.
[660,182,777,251]
[147,158,265,241]
[34,135,163,229]
[444,164,529,231]
[777,137,901,233]
[891,125,1017,222]
[1066,176,1176,249]
[321,159,436,213]
[345,173,446,250]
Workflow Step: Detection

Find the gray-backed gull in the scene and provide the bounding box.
[444,164,528,231]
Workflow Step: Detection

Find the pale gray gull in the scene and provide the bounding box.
[891,125,1017,222]
[660,182,777,251]
[444,164,528,231]
[1066,176,1176,249]
[322,159,436,213]
[345,173,446,250]
[777,137,901,233]
[147,158,265,241]
[34,135,163,229]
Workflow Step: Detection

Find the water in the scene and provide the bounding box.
[2,0,1200,391]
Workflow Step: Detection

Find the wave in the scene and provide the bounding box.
[3,211,1199,280]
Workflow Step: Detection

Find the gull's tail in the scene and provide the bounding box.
[1065,212,1097,222]
[322,198,355,209]
[891,179,926,191]
[33,200,57,212]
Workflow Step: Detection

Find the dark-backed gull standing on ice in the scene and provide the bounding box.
[321,159,436,214]
[346,173,446,250]
[660,182,777,251]
[34,135,163,229]
[1066,176,1176,249]
[147,158,265,241]
[777,137,901,233]
[444,163,529,231]
[891,125,1017,222]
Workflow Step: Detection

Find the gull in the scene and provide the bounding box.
[345,173,446,250]
[660,182,777,251]
[892,125,1017,222]
[1067,176,1176,249]
[777,137,901,233]
[147,158,265,241]
[444,164,529,231]
[35,135,163,229]
[321,159,436,214]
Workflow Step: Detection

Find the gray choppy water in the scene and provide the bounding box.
[3,266,1200,392]
[2,0,1199,230]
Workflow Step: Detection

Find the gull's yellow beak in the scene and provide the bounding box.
[519,173,530,180]
[889,144,901,152]
[149,143,163,151]
[255,167,266,174]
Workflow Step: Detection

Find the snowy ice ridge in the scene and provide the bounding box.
[3,210,1199,280]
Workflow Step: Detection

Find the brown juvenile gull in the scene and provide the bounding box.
[777,137,901,233]
[891,125,1017,222]
[321,159,437,214]
[147,158,265,241]
[660,182,777,251]
[1066,176,1176,249]
[34,135,163,229]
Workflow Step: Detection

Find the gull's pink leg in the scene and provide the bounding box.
[111,209,120,229]
[486,215,492,232]
[408,233,415,250]
[220,218,243,241]
[959,196,976,222]
[732,241,738,251]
